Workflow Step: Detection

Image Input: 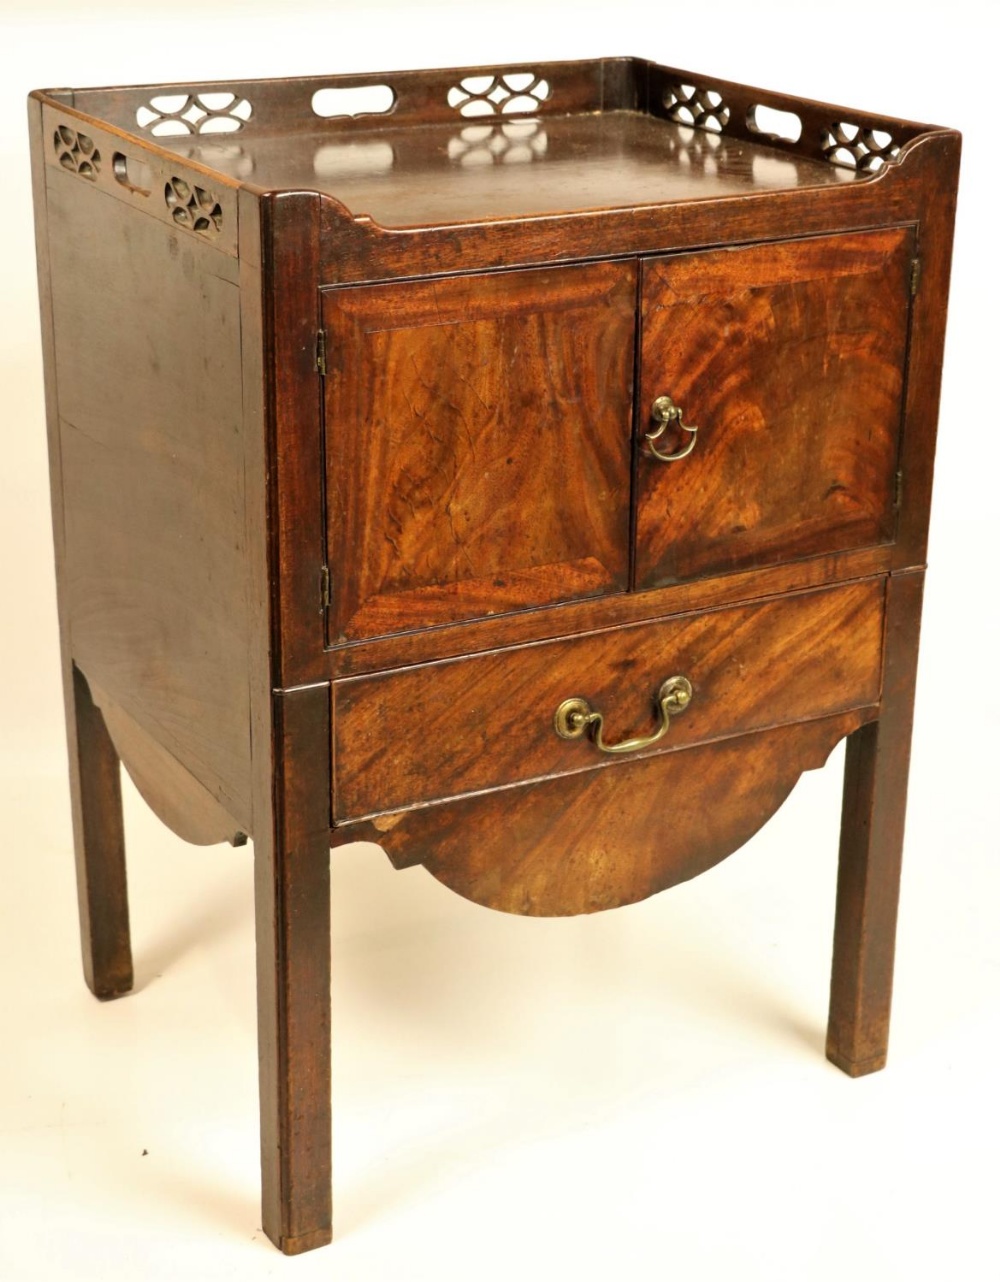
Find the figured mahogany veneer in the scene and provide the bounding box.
[357,712,873,917]
[324,261,636,641]
[29,56,959,1255]
[334,578,884,821]
[635,227,913,587]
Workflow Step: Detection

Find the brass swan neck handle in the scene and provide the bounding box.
[554,676,694,755]
[645,394,699,462]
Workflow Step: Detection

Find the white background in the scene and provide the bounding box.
[1,3,997,1279]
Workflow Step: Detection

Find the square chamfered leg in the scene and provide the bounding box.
[67,662,132,1001]
[827,571,925,1077]
[254,684,333,1254]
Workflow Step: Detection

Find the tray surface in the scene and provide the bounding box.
[166,110,853,227]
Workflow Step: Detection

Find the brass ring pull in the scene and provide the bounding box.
[554,675,693,755]
[645,395,699,462]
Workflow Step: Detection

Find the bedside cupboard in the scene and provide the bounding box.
[29,57,960,1252]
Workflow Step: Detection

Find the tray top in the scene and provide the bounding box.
[162,109,854,228]
[37,57,937,233]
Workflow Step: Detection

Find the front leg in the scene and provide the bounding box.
[827,571,924,1076]
[255,684,333,1253]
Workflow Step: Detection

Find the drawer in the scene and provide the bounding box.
[634,228,913,588]
[323,261,636,643]
[333,577,885,821]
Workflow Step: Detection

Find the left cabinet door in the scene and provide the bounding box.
[323,261,635,643]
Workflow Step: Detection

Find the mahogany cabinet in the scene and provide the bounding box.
[29,58,960,1253]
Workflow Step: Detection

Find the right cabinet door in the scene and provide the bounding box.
[634,227,914,589]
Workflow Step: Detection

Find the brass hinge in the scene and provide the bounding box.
[894,469,904,510]
[319,564,331,611]
[910,257,921,297]
[315,328,328,376]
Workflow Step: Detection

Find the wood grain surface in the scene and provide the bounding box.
[264,191,326,683]
[324,262,635,641]
[46,56,934,238]
[67,664,133,998]
[289,142,958,691]
[59,56,930,160]
[315,131,956,289]
[635,227,913,588]
[342,713,870,916]
[94,686,247,848]
[30,101,134,1001]
[323,544,894,679]
[334,578,884,820]
[255,686,333,1254]
[290,133,958,693]
[202,111,852,229]
[827,570,926,1076]
[30,57,960,1257]
[45,166,253,827]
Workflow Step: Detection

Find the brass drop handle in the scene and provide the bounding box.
[645,395,699,462]
[554,675,693,756]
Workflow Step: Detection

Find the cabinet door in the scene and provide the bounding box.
[324,262,635,643]
[634,228,913,589]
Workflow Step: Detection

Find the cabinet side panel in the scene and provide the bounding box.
[45,167,252,826]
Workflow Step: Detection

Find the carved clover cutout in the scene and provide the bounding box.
[663,83,731,133]
[164,177,223,237]
[447,72,551,118]
[822,122,900,173]
[136,91,253,138]
[53,125,101,181]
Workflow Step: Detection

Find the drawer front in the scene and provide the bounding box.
[635,228,913,589]
[333,578,884,821]
[323,261,635,644]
